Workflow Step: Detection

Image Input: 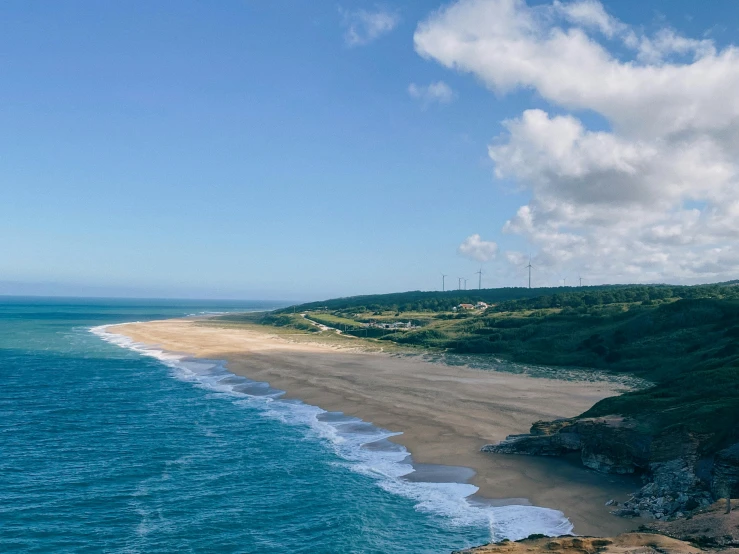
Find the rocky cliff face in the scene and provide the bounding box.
[713,443,739,500]
[482,417,739,520]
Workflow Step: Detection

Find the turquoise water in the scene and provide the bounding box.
[0,298,570,553]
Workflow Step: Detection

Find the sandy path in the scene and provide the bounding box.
[108,319,641,537]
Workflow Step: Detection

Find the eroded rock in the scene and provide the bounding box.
[481,416,649,474]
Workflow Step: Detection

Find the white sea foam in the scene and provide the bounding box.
[90,324,575,542]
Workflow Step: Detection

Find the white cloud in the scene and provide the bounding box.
[341,7,399,47]
[634,28,716,64]
[415,0,739,283]
[408,81,456,106]
[553,0,625,38]
[458,234,499,262]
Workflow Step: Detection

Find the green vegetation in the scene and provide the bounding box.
[303,312,363,331]
[215,281,739,454]
[215,311,321,333]
[280,282,739,315]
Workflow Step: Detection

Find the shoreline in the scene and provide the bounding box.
[102,318,642,537]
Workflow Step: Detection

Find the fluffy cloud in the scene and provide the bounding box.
[341,7,399,47]
[416,0,739,283]
[408,81,456,106]
[553,0,624,38]
[458,234,499,262]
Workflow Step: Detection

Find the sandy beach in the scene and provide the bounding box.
[108,318,641,537]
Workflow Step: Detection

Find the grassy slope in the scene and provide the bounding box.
[215,312,320,333]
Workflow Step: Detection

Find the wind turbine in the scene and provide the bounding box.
[441,274,448,292]
[463,278,468,290]
[475,268,483,290]
[458,277,463,291]
[525,256,535,289]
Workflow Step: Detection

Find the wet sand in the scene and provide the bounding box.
[108,318,642,536]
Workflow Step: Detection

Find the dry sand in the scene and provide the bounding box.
[108,319,642,537]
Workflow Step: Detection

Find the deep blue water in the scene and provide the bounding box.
[0,298,568,553]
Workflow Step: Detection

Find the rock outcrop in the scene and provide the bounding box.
[481,417,650,474]
[457,502,739,554]
[643,499,739,549]
[611,431,713,519]
[453,533,705,554]
[481,418,737,519]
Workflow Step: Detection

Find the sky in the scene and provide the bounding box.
[2,0,739,300]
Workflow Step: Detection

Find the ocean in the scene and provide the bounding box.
[0,297,571,553]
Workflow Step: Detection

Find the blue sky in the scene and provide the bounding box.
[3,1,739,300]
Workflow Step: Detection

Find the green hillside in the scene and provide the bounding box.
[277,283,685,314]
